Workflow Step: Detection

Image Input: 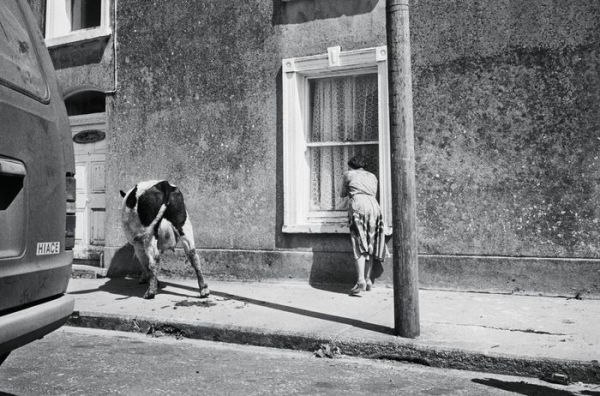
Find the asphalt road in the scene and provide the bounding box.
[0,327,597,396]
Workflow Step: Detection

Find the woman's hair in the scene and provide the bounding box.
[348,155,368,170]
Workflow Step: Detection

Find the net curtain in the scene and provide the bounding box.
[309,74,379,212]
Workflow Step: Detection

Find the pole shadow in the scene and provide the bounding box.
[471,378,585,396]
[161,281,394,335]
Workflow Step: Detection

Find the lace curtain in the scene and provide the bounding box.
[309,74,379,212]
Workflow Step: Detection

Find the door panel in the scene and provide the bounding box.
[91,161,105,191]
[90,209,105,244]
[74,163,87,246]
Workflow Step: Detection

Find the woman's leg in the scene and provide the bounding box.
[365,259,373,291]
[354,255,366,284]
[350,255,367,294]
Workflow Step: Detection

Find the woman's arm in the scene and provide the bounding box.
[340,172,349,197]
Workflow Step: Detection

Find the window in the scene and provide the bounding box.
[45,0,111,47]
[282,46,391,234]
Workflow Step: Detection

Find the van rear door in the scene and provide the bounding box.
[0,0,74,312]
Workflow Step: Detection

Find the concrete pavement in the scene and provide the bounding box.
[65,275,600,384]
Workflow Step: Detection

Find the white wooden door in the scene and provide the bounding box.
[71,113,107,261]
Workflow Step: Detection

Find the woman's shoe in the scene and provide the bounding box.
[350,281,367,295]
[366,279,373,291]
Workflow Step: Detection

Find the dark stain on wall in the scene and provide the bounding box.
[272,0,379,25]
[49,38,109,69]
[117,1,274,107]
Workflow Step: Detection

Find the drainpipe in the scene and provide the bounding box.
[112,0,118,93]
[386,0,420,338]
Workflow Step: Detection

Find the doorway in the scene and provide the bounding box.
[65,90,107,264]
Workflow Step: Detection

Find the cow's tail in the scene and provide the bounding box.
[133,203,168,242]
[148,203,168,230]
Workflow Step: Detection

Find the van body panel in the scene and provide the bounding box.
[0,0,75,358]
[0,253,72,313]
[0,294,74,353]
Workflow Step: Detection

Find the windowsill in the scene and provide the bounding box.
[45,27,112,48]
[283,224,349,234]
[283,224,392,235]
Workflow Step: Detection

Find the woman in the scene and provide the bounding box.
[341,155,386,295]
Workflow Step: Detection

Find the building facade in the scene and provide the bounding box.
[28,0,600,296]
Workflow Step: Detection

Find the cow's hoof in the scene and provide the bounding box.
[199,285,210,299]
[143,290,156,299]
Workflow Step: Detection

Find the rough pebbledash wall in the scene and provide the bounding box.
[411,0,600,258]
[104,0,599,292]
[104,0,387,260]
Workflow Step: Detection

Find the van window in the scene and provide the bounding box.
[0,0,48,101]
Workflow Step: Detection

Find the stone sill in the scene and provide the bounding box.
[283,224,393,235]
[45,27,112,48]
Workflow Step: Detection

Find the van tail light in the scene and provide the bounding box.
[65,173,76,250]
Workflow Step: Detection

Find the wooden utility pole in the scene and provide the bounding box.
[386,0,420,338]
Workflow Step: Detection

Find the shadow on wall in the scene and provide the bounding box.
[105,244,140,278]
[309,251,356,287]
[309,251,388,290]
[272,0,379,25]
[49,37,109,69]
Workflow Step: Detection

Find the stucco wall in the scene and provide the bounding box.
[108,0,600,255]
[105,0,387,255]
[411,0,600,258]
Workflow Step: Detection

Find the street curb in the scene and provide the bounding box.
[71,264,107,279]
[66,311,600,384]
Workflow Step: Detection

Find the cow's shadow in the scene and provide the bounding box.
[69,277,194,300]
[89,244,192,299]
[105,244,140,279]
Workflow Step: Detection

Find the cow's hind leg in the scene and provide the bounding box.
[134,244,151,284]
[180,218,209,298]
[142,238,160,299]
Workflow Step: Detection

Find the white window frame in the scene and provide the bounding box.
[282,46,392,234]
[45,0,111,48]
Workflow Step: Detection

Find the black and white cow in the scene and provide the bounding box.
[119,180,209,299]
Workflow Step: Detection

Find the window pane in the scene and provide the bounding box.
[0,0,47,101]
[309,73,378,143]
[310,145,379,211]
[71,0,101,31]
